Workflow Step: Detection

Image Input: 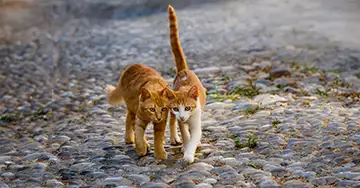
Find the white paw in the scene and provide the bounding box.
[183,154,195,163]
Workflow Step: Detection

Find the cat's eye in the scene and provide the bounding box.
[185,106,191,111]
[149,108,156,112]
[173,107,179,112]
[161,107,167,112]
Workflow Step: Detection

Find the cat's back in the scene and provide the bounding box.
[120,64,160,84]
[122,64,159,78]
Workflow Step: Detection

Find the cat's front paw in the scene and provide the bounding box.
[135,141,149,157]
[182,154,195,163]
[170,135,182,146]
[154,149,168,160]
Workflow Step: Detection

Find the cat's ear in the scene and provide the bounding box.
[140,88,152,102]
[188,85,199,99]
[161,87,176,100]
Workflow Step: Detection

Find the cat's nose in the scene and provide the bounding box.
[180,117,185,121]
[157,117,162,121]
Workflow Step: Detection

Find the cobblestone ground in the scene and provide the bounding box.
[1,0,360,188]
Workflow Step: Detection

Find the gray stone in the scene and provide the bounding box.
[202,178,217,184]
[270,69,291,78]
[139,181,167,188]
[1,172,15,179]
[211,165,237,175]
[258,124,272,132]
[253,94,287,107]
[311,176,339,186]
[0,184,9,188]
[253,61,272,69]
[46,179,64,187]
[218,171,244,184]
[336,172,360,180]
[284,180,313,188]
[127,174,150,185]
[103,177,133,186]
[195,183,212,188]
[206,102,236,110]
[50,135,71,144]
[23,152,50,161]
[232,102,259,112]
[186,162,214,172]
[172,181,196,188]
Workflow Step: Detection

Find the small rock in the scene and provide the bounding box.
[103,177,133,186]
[50,135,71,145]
[215,140,235,149]
[232,102,259,112]
[211,165,237,175]
[172,181,196,188]
[193,67,220,74]
[127,174,150,185]
[0,184,9,188]
[140,182,169,188]
[270,69,291,78]
[202,178,217,184]
[284,180,313,188]
[240,65,256,71]
[23,152,49,161]
[46,179,64,187]
[206,102,236,110]
[258,124,272,132]
[336,172,360,180]
[218,171,244,184]
[253,94,287,107]
[195,183,212,188]
[1,172,15,179]
[184,162,214,173]
[253,61,272,69]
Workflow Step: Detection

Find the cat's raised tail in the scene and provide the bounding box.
[168,5,188,73]
[105,84,124,105]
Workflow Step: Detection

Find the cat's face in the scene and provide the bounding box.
[138,88,172,124]
[166,86,199,122]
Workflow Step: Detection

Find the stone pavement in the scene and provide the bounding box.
[1,0,360,187]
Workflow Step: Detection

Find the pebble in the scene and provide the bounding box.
[46,179,64,187]
[202,178,217,184]
[103,177,133,186]
[232,102,259,112]
[196,183,212,188]
[140,182,169,188]
[50,135,71,145]
[1,172,15,179]
[127,174,150,185]
[270,69,291,78]
[206,102,236,109]
[336,172,360,180]
[253,94,288,107]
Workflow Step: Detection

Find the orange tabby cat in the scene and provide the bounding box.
[166,5,207,163]
[105,64,173,159]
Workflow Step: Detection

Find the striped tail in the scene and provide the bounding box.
[168,5,188,72]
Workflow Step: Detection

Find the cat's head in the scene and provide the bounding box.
[138,87,173,123]
[166,85,199,122]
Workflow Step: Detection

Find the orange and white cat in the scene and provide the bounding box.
[166,5,207,163]
[105,64,173,160]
